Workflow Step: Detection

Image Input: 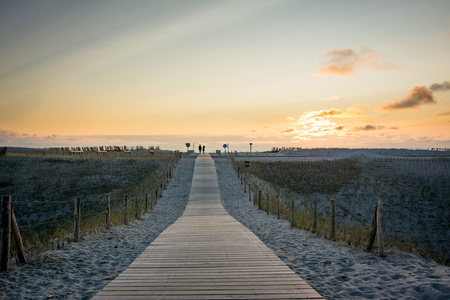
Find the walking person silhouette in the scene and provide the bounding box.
[202,145,205,154]
[198,144,202,154]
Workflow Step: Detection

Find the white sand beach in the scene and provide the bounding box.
[0,153,449,299]
[214,155,450,299]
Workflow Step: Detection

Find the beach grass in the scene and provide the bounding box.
[233,156,450,265]
[0,149,178,260]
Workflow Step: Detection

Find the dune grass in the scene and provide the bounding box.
[1,150,178,261]
[233,157,450,266]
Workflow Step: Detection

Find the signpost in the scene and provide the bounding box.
[223,144,227,154]
[185,143,190,153]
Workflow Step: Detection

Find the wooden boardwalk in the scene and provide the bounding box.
[92,154,322,299]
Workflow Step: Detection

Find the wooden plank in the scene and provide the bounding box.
[93,154,322,300]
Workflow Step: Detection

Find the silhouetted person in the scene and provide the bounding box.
[202,145,205,154]
[198,144,202,153]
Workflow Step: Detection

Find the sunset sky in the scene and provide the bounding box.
[1,0,449,151]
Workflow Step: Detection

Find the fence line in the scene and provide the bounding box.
[233,158,385,257]
[1,159,178,270]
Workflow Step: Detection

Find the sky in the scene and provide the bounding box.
[1,0,449,151]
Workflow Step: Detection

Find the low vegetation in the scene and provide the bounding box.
[0,149,178,260]
[234,156,450,265]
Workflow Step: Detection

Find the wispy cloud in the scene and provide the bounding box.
[317,47,400,76]
[314,108,344,117]
[0,129,49,145]
[1,1,282,90]
[325,95,340,101]
[382,86,436,111]
[282,128,296,133]
[0,129,174,148]
[436,110,450,117]
[429,80,450,92]
[353,125,385,131]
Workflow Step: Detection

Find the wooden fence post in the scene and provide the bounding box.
[377,199,385,257]
[151,190,154,210]
[330,198,336,240]
[266,192,269,214]
[135,197,139,219]
[1,196,11,272]
[248,186,251,202]
[276,195,280,219]
[291,198,295,227]
[244,178,247,193]
[313,198,318,233]
[11,208,27,264]
[106,196,111,230]
[124,195,128,225]
[366,203,378,251]
[258,190,262,210]
[74,197,81,242]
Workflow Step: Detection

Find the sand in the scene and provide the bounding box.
[0,156,195,299]
[0,153,449,299]
[214,156,450,299]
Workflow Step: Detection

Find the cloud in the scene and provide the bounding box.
[318,47,400,76]
[382,86,436,110]
[46,134,61,140]
[314,108,344,117]
[283,109,344,139]
[325,95,340,101]
[353,125,385,131]
[282,107,368,141]
[0,129,43,145]
[0,129,21,137]
[282,128,296,133]
[429,80,450,92]
[436,110,450,117]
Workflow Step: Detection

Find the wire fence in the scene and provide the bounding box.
[1,156,179,267]
[230,156,450,266]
